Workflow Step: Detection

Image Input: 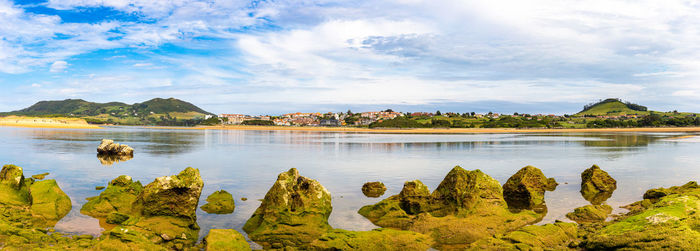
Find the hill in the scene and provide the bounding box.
[576,98,649,116]
[1,98,214,126]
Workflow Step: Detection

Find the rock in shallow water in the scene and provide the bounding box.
[502,165,557,212]
[29,180,72,223]
[361,181,387,197]
[580,165,617,205]
[203,229,250,251]
[81,175,143,218]
[136,167,204,221]
[97,139,134,156]
[200,190,235,214]
[566,204,612,223]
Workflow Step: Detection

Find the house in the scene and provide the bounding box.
[320,119,341,127]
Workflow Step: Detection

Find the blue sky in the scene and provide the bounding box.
[1,0,700,115]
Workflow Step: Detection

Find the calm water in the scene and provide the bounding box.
[1,126,699,245]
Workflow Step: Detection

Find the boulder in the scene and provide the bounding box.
[243,168,332,248]
[136,167,203,220]
[398,180,431,215]
[361,181,387,198]
[565,204,612,223]
[580,165,617,204]
[0,165,31,206]
[203,229,250,251]
[81,175,143,218]
[0,164,25,189]
[31,173,49,180]
[200,190,235,214]
[29,180,72,223]
[310,228,433,251]
[97,139,134,156]
[502,165,557,212]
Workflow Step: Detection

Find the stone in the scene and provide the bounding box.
[136,167,203,220]
[361,181,387,197]
[29,180,72,223]
[398,180,431,215]
[502,165,557,212]
[95,186,105,190]
[0,164,26,189]
[243,168,332,248]
[0,165,31,206]
[200,190,235,214]
[106,212,130,225]
[204,229,251,251]
[580,165,617,204]
[468,222,578,250]
[81,175,143,218]
[97,139,134,156]
[310,228,433,251]
[565,204,612,223]
[31,173,49,180]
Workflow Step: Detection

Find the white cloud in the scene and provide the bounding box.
[49,61,68,72]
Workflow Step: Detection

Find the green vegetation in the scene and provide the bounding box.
[578,98,647,116]
[241,119,274,126]
[1,98,214,126]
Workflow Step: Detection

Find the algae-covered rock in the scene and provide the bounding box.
[468,222,578,250]
[566,204,612,223]
[358,166,543,249]
[310,228,433,251]
[0,165,31,206]
[137,167,203,220]
[106,212,130,225]
[201,190,235,214]
[582,184,700,250]
[97,139,134,156]
[31,173,49,180]
[29,180,72,223]
[243,168,332,248]
[1,164,26,189]
[361,181,387,198]
[643,181,698,201]
[81,175,143,218]
[580,165,617,205]
[204,229,251,251]
[502,165,557,212]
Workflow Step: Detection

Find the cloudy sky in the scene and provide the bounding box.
[1,0,700,115]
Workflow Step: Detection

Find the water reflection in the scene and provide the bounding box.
[97,153,133,166]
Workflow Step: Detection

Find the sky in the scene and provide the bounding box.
[2,0,700,115]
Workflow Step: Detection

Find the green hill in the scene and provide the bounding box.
[576,98,649,116]
[1,98,214,126]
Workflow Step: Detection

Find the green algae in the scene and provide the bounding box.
[502,165,557,212]
[580,165,617,205]
[468,222,578,250]
[30,173,49,180]
[310,228,433,251]
[361,181,387,198]
[200,190,235,214]
[29,180,72,225]
[81,175,143,218]
[566,204,612,223]
[136,167,203,221]
[204,229,250,251]
[106,212,131,225]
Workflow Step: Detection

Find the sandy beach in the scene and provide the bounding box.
[0,116,101,129]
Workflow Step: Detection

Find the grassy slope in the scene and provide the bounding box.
[575,101,649,116]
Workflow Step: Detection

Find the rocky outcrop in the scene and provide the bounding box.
[468,222,578,250]
[136,167,203,220]
[0,165,31,206]
[502,165,557,212]
[29,180,72,224]
[361,181,387,197]
[580,165,617,204]
[97,139,134,156]
[358,166,542,249]
[310,228,433,251]
[200,190,235,214]
[243,168,332,249]
[566,204,612,223]
[81,175,143,218]
[203,229,250,251]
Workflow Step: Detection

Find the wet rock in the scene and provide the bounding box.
[0,164,26,189]
[200,190,235,214]
[95,186,105,190]
[582,182,700,250]
[358,166,542,249]
[502,165,557,212]
[310,228,433,251]
[0,165,31,206]
[136,167,203,220]
[31,172,49,180]
[643,181,698,201]
[81,175,143,218]
[243,168,332,248]
[106,212,130,225]
[97,139,134,156]
[241,197,247,201]
[468,222,578,250]
[565,204,612,223]
[204,229,250,251]
[361,181,387,198]
[580,165,617,204]
[29,180,72,223]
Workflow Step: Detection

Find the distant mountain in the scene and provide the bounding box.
[576,98,649,116]
[2,98,214,126]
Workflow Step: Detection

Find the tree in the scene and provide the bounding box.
[384,109,394,113]
[347,110,353,116]
[436,110,442,116]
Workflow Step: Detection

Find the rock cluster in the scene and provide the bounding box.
[97,139,134,156]
[566,204,612,223]
[580,165,617,204]
[502,165,557,212]
[200,190,235,214]
[361,181,387,197]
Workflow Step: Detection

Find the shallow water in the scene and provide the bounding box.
[1,126,699,245]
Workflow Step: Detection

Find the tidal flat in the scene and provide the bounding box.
[0,126,699,249]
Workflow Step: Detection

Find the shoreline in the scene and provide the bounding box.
[0,116,101,129]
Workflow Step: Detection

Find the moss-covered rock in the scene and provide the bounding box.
[81,175,143,218]
[106,212,131,225]
[243,168,332,248]
[200,190,235,214]
[0,165,31,207]
[29,180,72,224]
[136,167,203,221]
[468,222,578,250]
[582,185,700,250]
[358,166,543,249]
[0,165,25,189]
[580,165,617,205]
[204,229,251,251]
[30,173,49,180]
[310,228,433,251]
[361,181,387,198]
[566,204,612,223]
[502,165,557,212]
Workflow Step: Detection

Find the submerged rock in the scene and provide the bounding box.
[358,166,542,249]
[243,168,332,248]
[81,175,143,218]
[136,167,203,221]
[566,204,612,223]
[29,180,72,224]
[200,190,235,214]
[361,181,387,197]
[97,139,134,156]
[582,182,700,250]
[203,229,250,251]
[468,222,578,250]
[502,165,557,212]
[580,165,617,204]
[31,172,49,180]
[310,228,433,251]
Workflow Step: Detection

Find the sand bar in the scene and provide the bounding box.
[0,116,101,129]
